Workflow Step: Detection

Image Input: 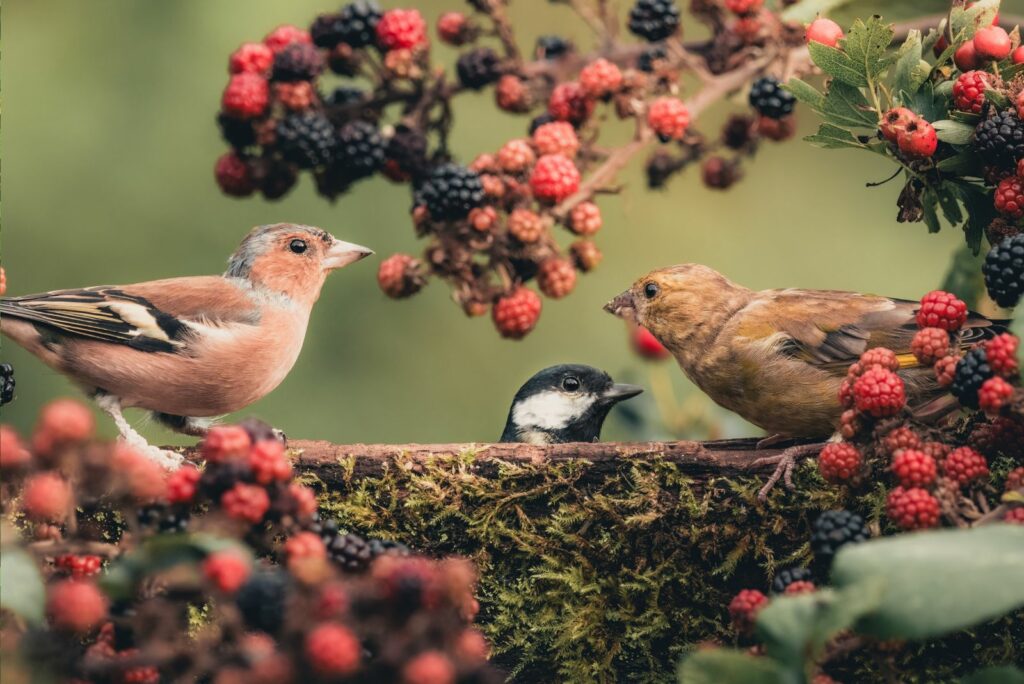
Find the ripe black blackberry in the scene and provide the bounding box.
[536,35,571,59]
[415,163,484,221]
[951,346,993,409]
[368,538,410,558]
[313,0,381,49]
[217,112,256,150]
[749,77,796,119]
[0,363,14,406]
[200,460,254,498]
[252,159,298,200]
[276,112,338,169]
[771,566,813,594]
[326,86,366,108]
[236,570,289,634]
[811,509,869,565]
[271,43,324,82]
[336,120,385,179]
[137,504,190,533]
[637,46,667,73]
[328,531,375,571]
[628,0,680,42]
[983,234,1024,308]
[456,47,501,90]
[975,110,1024,170]
[385,124,429,180]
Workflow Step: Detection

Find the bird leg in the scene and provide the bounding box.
[750,441,826,502]
[94,394,184,470]
[153,412,214,437]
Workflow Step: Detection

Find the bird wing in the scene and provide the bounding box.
[0,277,261,354]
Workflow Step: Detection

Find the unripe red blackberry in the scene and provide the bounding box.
[215,152,255,197]
[916,290,967,331]
[468,206,498,232]
[647,97,691,141]
[839,409,861,439]
[495,74,531,113]
[533,121,580,157]
[47,579,108,633]
[221,483,271,524]
[952,71,992,114]
[274,81,316,111]
[579,58,624,98]
[701,156,741,189]
[1005,507,1024,524]
[805,17,843,47]
[537,258,577,299]
[911,327,951,365]
[203,552,252,593]
[436,11,471,45]
[985,333,1019,376]
[1006,466,1024,492]
[978,376,1015,414]
[548,82,594,126]
[935,354,959,387]
[492,287,542,339]
[376,8,427,50]
[942,446,989,486]
[891,449,937,487]
[853,367,906,418]
[403,651,456,684]
[22,473,72,522]
[857,347,901,373]
[728,589,767,634]
[994,176,1024,219]
[166,465,201,504]
[497,139,536,173]
[818,442,862,483]
[306,623,361,675]
[222,73,270,119]
[377,254,427,298]
[0,426,30,470]
[508,208,546,243]
[570,240,603,272]
[882,426,922,456]
[530,154,581,203]
[974,25,1011,61]
[569,201,602,235]
[886,486,940,530]
[230,42,274,74]
[724,0,762,15]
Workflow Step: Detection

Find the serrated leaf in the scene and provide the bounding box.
[933,119,976,145]
[891,30,924,95]
[779,0,853,24]
[784,78,825,112]
[0,548,45,624]
[804,123,866,149]
[808,41,868,87]
[936,183,964,225]
[823,81,877,128]
[842,16,896,81]
[904,81,946,123]
[962,667,1024,684]
[922,189,942,233]
[677,649,792,684]
[951,0,1000,40]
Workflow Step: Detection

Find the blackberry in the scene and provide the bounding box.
[328,531,375,571]
[637,46,667,73]
[217,112,256,150]
[137,504,190,533]
[528,112,557,135]
[311,13,346,48]
[271,43,324,82]
[536,35,571,59]
[951,346,993,409]
[368,538,410,558]
[771,566,813,594]
[0,363,14,406]
[456,47,501,90]
[236,570,289,634]
[811,509,869,565]
[276,112,338,169]
[253,159,298,200]
[324,0,382,49]
[628,0,680,42]
[975,110,1024,170]
[200,460,254,498]
[722,114,755,149]
[238,417,279,444]
[983,234,1024,308]
[336,120,385,179]
[749,77,796,119]
[326,86,366,108]
[415,163,484,221]
[385,124,429,180]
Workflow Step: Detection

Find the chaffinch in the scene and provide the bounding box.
[1,223,372,467]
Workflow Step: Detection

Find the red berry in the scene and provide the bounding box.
[403,651,456,684]
[979,376,1015,414]
[284,531,327,561]
[1005,466,1024,491]
[202,552,251,593]
[921,441,952,461]
[886,486,941,530]
[113,444,168,501]
[1005,507,1024,524]
[166,465,201,504]
[548,82,594,125]
[215,152,255,197]
[897,117,938,159]
[973,26,1011,61]
[229,42,274,74]
[264,25,312,53]
[880,107,915,143]
[954,41,980,71]
[436,12,469,46]
[891,449,937,487]
[377,253,426,299]
[468,206,498,232]
[570,240,603,272]
[532,121,580,157]
[530,154,581,202]
[579,58,623,98]
[202,425,252,463]
[806,18,844,47]
[994,176,1024,219]
[495,74,531,113]
[916,291,968,331]
[985,333,1020,377]
[818,442,863,483]
[56,554,102,578]
[289,483,319,517]
[221,483,271,524]
[22,473,72,522]
[784,580,816,595]
[952,70,992,113]
[935,354,960,387]
[631,326,669,360]
[911,327,951,365]
[857,347,900,373]
[0,425,31,469]
[47,579,108,632]
[507,208,546,243]
[942,446,990,486]
[496,139,536,173]
[222,73,269,119]
[248,439,292,484]
[732,15,765,44]
[35,398,95,450]
[1013,45,1024,64]
[454,629,489,664]
[647,97,691,141]
[569,201,602,236]
[728,589,768,633]
[838,378,855,408]
[724,0,763,15]
[839,409,861,439]
[274,81,316,111]
[492,287,542,339]
[882,426,922,456]
[853,367,906,418]
[306,623,361,675]
[537,258,577,299]
[316,583,350,620]
[377,9,427,50]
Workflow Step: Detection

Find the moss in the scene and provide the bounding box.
[310,451,1022,683]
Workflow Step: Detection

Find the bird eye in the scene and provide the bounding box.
[289,239,308,254]
[644,282,659,299]
[562,376,580,392]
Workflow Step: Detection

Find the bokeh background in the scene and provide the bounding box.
[3,0,1022,445]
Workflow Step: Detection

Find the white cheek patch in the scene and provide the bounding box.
[512,391,598,431]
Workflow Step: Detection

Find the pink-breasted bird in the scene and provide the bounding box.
[605,264,1007,496]
[1,223,372,467]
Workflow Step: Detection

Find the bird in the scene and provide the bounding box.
[604,264,1007,495]
[1,223,373,468]
[500,364,643,445]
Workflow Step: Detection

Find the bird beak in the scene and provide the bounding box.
[323,239,374,270]
[604,290,636,321]
[601,383,644,403]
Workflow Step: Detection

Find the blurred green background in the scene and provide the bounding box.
[2,0,1021,445]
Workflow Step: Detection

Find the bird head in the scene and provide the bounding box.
[501,364,643,445]
[226,224,373,307]
[604,264,743,352]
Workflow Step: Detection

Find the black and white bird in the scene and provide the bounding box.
[500,364,643,445]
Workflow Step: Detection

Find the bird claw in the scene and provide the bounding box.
[751,443,823,502]
[131,441,185,470]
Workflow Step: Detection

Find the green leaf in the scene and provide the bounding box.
[890,30,925,96]
[0,548,46,624]
[832,526,1024,640]
[842,16,896,82]
[932,120,975,146]
[823,81,877,128]
[957,182,999,254]
[677,649,793,684]
[904,81,946,124]
[962,666,1024,684]
[804,123,866,149]
[941,245,987,309]
[921,189,942,234]
[936,150,984,176]
[985,89,1011,110]
[808,41,868,87]
[779,0,853,24]
[784,78,826,112]
[951,0,1000,40]
[755,579,886,669]
[936,184,964,226]
[1002,62,1024,81]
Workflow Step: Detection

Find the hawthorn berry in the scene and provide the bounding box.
[22,472,72,522]
[911,327,951,365]
[647,97,691,141]
[376,8,427,50]
[886,486,940,530]
[492,287,542,339]
[532,121,580,157]
[897,117,938,159]
[880,107,915,143]
[973,26,1011,61]
[916,290,967,331]
[306,623,361,675]
[978,376,1015,414]
[47,579,108,633]
[891,449,937,487]
[853,367,906,418]
[579,58,624,98]
[530,154,581,202]
[1014,45,1024,64]
[203,552,251,593]
[942,446,990,486]
[952,71,991,114]
[569,201,602,236]
[805,18,843,47]
[954,41,980,71]
[818,442,862,483]
[994,176,1024,219]
[728,589,768,633]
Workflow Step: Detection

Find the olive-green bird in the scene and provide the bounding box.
[605,264,1008,496]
